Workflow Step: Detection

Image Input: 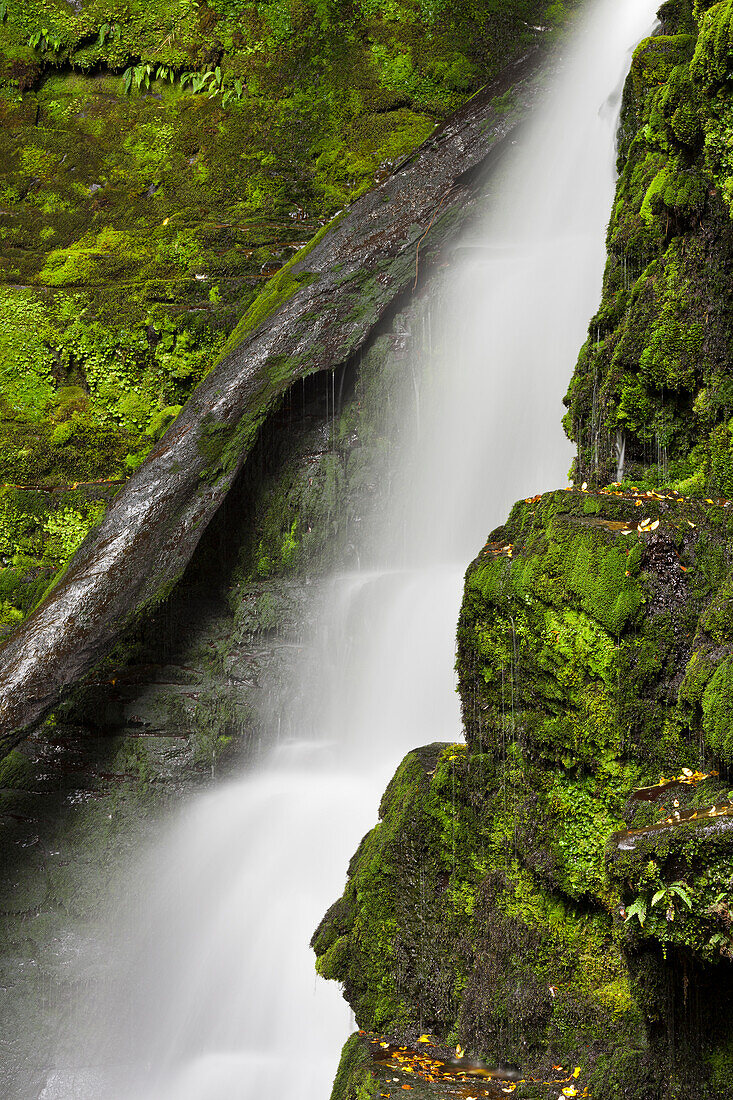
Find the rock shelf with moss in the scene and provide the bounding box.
[315,487,733,1099]
[0,0,569,621]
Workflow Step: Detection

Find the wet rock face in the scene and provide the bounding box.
[316,487,733,1099]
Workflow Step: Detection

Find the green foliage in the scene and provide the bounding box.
[651,880,694,913]
[28,27,61,53]
[625,896,648,926]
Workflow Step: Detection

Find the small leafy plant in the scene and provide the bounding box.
[121,62,246,107]
[624,896,648,927]
[97,22,120,47]
[28,27,61,52]
[624,881,693,927]
[651,881,693,922]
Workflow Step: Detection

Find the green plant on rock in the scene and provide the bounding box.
[121,62,246,106]
[624,894,649,927]
[28,27,61,52]
[123,62,166,93]
[96,22,119,48]
[651,880,694,922]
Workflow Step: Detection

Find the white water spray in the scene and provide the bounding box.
[40,2,659,1096]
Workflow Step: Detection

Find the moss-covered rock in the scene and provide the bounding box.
[316,486,733,1098]
[564,1,733,496]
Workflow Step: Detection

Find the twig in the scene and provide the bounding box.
[413,188,452,290]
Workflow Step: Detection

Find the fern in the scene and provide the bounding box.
[625,897,648,927]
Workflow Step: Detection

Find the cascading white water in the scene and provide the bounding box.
[38,2,660,1096]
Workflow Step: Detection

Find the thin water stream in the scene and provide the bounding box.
[37,1,659,1095]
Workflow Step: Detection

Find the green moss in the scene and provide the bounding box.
[0,288,55,420]
[702,655,733,761]
[329,1034,378,1100]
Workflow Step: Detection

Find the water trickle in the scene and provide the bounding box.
[39,1,660,1096]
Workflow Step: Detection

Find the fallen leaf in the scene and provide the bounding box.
[562,1088,578,1098]
[417,1035,432,1044]
[572,1068,582,1078]
[650,519,660,530]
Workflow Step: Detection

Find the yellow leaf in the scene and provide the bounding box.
[455,1045,464,1059]
[417,1035,432,1044]
[562,1088,578,1098]
[572,1067,582,1078]
[650,519,660,530]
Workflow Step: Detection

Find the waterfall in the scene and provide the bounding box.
[37,1,659,1096]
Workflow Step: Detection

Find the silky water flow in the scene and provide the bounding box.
[37,0,659,1096]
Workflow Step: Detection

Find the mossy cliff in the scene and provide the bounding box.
[315,488,733,1100]
[564,0,733,494]
[0,0,568,633]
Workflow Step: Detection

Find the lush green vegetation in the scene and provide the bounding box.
[0,0,569,628]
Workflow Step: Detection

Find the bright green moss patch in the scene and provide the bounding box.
[0,289,55,420]
[317,482,733,1092]
[329,1033,378,1100]
[702,655,733,762]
